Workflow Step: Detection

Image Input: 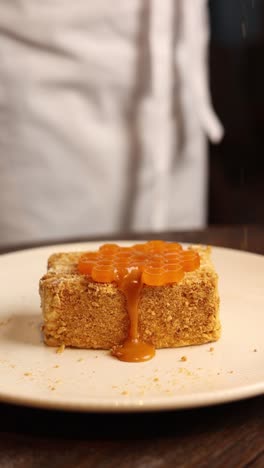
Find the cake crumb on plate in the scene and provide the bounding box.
[56,344,65,354]
[180,356,187,362]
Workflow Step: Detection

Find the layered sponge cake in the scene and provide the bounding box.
[39,242,220,360]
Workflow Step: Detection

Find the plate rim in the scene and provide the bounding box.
[0,380,263,413]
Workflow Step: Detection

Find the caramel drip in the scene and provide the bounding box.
[112,269,155,362]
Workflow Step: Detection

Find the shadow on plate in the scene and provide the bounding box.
[0,312,42,347]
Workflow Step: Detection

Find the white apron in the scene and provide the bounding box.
[0,0,223,246]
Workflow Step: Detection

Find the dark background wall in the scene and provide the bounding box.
[208,0,264,224]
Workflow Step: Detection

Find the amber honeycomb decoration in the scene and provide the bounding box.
[78,240,200,286]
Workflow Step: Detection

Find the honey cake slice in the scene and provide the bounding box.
[39,245,220,350]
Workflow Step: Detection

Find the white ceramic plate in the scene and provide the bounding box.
[0,241,263,412]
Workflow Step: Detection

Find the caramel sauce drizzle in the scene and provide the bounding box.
[78,241,200,362]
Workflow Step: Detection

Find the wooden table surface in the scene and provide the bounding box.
[0,226,263,468]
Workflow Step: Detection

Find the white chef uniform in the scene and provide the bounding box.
[0,0,223,247]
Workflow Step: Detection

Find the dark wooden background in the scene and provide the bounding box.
[209,0,264,225]
[0,395,263,468]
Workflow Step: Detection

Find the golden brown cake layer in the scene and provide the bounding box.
[39,246,221,349]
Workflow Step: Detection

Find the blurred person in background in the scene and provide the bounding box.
[0,1,223,248]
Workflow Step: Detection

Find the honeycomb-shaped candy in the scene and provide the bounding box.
[78,241,200,286]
